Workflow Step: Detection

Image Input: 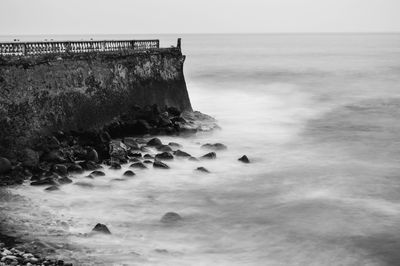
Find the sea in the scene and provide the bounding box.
[1,33,400,265]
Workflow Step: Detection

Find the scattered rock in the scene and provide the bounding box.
[91,223,111,234]
[123,137,140,150]
[123,170,135,177]
[109,162,122,170]
[67,163,84,174]
[168,142,182,148]
[86,148,99,162]
[74,182,94,188]
[53,164,68,176]
[79,160,102,171]
[130,162,147,169]
[238,155,250,163]
[30,176,59,186]
[189,156,199,161]
[153,161,170,169]
[129,157,141,163]
[128,152,142,158]
[45,185,59,191]
[201,143,227,151]
[144,154,154,159]
[155,152,174,160]
[0,157,11,174]
[58,176,73,184]
[201,152,216,160]
[147,138,162,147]
[196,167,210,173]
[143,160,153,164]
[161,212,182,223]
[174,150,191,157]
[90,170,106,177]
[157,145,173,152]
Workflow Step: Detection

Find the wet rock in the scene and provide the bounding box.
[90,170,105,177]
[21,148,39,168]
[189,156,199,161]
[196,167,210,173]
[86,148,99,162]
[123,137,140,150]
[168,142,182,148]
[144,154,154,159]
[0,157,11,174]
[58,176,73,184]
[129,157,141,163]
[67,164,83,174]
[161,212,182,223]
[45,185,59,191]
[167,106,182,117]
[201,152,216,160]
[128,152,142,158]
[123,170,135,177]
[173,150,191,157]
[111,178,125,182]
[155,152,174,160]
[238,155,250,163]
[201,143,227,151]
[130,162,147,169]
[109,162,122,170]
[42,150,66,163]
[74,182,94,188]
[31,176,59,186]
[153,160,170,169]
[91,223,111,234]
[157,145,173,152]
[140,146,150,152]
[147,138,162,147]
[53,164,68,176]
[109,140,129,161]
[79,160,102,171]
[143,160,153,164]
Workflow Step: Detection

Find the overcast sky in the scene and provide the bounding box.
[0,0,399,35]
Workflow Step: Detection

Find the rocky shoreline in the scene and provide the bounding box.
[0,105,251,265]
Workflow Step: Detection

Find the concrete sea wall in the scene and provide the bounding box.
[0,40,192,157]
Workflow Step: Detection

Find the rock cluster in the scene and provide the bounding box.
[0,246,71,266]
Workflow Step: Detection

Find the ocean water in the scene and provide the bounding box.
[2,34,400,265]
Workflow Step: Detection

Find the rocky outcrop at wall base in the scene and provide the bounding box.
[0,48,192,158]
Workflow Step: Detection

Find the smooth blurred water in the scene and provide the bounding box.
[2,34,400,265]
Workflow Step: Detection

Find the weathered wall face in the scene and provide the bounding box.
[0,48,192,157]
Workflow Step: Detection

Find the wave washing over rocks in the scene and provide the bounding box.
[0,104,251,265]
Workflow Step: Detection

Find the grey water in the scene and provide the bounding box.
[2,33,400,265]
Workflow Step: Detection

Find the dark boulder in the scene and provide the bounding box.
[129,157,141,163]
[153,161,170,169]
[123,137,140,150]
[201,152,216,160]
[86,148,99,162]
[109,162,122,170]
[68,164,84,174]
[238,155,250,163]
[53,164,68,176]
[45,185,59,191]
[58,176,73,184]
[123,170,135,177]
[161,212,182,223]
[0,157,12,174]
[31,176,59,186]
[157,145,173,152]
[21,148,39,168]
[90,170,106,177]
[201,143,227,151]
[173,150,191,157]
[167,106,182,117]
[168,142,182,148]
[144,154,154,159]
[143,160,153,164]
[79,160,102,171]
[91,223,111,234]
[155,152,174,160]
[128,152,142,158]
[130,162,147,169]
[140,146,150,152]
[147,138,162,147]
[196,167,210,173]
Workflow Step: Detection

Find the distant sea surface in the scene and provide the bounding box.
[2,34,400,265]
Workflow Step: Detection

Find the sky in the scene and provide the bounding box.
[0,0,399,35]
